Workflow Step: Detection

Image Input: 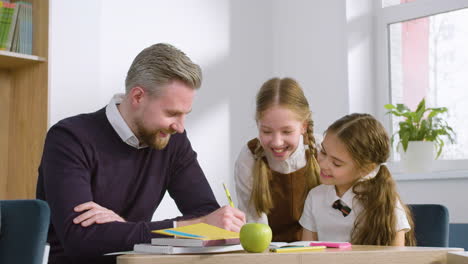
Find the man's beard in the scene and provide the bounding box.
[135,121,174,150]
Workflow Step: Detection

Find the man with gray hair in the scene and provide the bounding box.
[37,43,245,264]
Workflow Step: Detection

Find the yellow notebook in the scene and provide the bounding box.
[151,223,240,246]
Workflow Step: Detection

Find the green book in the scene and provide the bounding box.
[5,2,19,51]
[0,2,15,50]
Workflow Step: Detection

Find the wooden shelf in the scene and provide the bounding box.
[0,0,49,199]
[0,50,46,69]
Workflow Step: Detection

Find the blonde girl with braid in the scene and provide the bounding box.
[234,77,321,242]
[300,113,416,246]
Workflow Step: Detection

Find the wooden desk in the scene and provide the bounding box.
[448,252,468,264]
[117,245,463,264]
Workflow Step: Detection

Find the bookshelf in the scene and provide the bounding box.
[0,50,45,68]
[0,0,48,199]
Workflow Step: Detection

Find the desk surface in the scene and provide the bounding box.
[117,245,463,264]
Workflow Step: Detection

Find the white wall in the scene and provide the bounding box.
[346,0,375,114]
[49,0,275,221]
[272,0,349,132]
[49,0,467,223]
[397,179,468,223]
[49,0,102,123]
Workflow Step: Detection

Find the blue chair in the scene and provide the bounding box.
[0,199,50,264]
[408,204,449,247]
[449,223,468,250]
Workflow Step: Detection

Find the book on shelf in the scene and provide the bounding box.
[0,1,15,50]
[0,1,32,54]
[151,223,240,247]
[4,1,19,51]
[133,243,244,255]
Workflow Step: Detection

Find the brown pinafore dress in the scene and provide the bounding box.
[247,138,310,242]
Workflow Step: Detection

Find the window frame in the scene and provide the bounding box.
[375,0,468,173]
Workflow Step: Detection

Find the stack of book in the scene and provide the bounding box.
[133,223,244,254]
[0,0,33,54]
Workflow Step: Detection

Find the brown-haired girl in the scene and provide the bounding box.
[234,77,321,242]
[300,113,416,246]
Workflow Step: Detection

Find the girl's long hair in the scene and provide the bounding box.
[327,113,416,246]
[250,77,320,216]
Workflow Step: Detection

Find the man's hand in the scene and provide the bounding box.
[201,205,246,232]
[73,201,126,227]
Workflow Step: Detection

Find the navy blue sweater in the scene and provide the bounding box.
[37,108,219,263]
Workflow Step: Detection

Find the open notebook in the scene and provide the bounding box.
[269,241,313,249]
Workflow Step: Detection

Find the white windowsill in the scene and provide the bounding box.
[394,170,468,181]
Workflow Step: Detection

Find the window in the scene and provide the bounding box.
[389,8,468,160]
[376,0,468,171]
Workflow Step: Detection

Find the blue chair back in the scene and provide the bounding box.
[0,199,50,264]
[449,223,468,250]
[409,204,449,247]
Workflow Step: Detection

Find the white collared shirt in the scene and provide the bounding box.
[299,184,410,242]
[234,135,310,224]
[105,94,147,149]
[105,94,177,227]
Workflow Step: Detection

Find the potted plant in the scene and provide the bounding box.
[384,98,455,173]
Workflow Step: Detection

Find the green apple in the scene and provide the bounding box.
[239,223,272,253]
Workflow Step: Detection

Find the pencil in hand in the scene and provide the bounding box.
[223,182,235,207]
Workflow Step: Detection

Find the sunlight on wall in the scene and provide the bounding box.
[346,0,374,114]
[49,0,102,126]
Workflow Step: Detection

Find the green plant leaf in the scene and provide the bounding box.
[396,104,410,113]
[435,138,444,159]
[386,110,405,117]
[414,98,426,123]
[415,98,426,112]
[384,97,456,157]
[384,104,396,110]
[400,132,410,152]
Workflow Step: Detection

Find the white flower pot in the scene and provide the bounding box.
[399,141,435,173]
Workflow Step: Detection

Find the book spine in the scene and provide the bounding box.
[151,237,241,247]
[134,244,171,254]
[5,2,18,51]
[19,2,26,54]
[0,3,5,49]
[0,3,15,50]
[11,4,19,53]
[26,2,31,54]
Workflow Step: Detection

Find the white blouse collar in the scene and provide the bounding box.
[325,185,356,209]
